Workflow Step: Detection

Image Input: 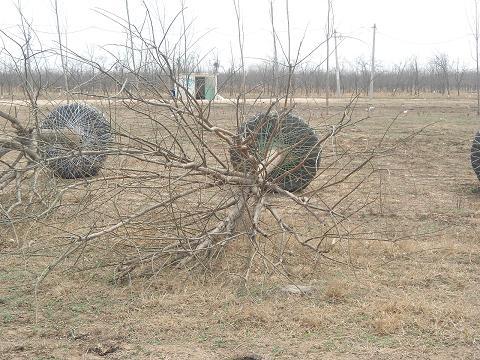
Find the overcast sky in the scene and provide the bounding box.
[0,0,478,71]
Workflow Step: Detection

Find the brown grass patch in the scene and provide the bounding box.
[1,97,480,359]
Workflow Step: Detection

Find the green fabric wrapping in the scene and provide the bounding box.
[230,112,321,192]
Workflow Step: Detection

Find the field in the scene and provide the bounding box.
[1,96,480,359]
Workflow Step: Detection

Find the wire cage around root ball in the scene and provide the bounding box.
[471,131,480,181]
[230,112,321,192]
[38,103,112,179]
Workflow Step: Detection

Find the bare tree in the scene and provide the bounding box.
[355,57,370,94]
[410,57,420,96]
[431,53,451,96]
[391,61,407,96]
[453,60,467,96]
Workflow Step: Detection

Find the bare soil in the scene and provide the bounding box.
[1,96,480,359]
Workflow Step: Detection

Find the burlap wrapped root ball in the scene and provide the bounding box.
[230,112,321,192]
[471,131,480,181]
[39,103,111,179]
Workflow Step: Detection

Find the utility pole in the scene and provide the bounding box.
[369,23,376,100]
[334,29,341,97]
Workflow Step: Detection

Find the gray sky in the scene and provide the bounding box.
[0,0,477,70]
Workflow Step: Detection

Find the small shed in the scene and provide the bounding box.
[176,73,217,100]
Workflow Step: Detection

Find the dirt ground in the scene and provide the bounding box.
[1,96,480,359]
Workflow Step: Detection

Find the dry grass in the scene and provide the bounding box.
[1,96,480,359]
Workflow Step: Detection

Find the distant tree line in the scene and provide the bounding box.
[0,53,475,98]
[218,54,475,97]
